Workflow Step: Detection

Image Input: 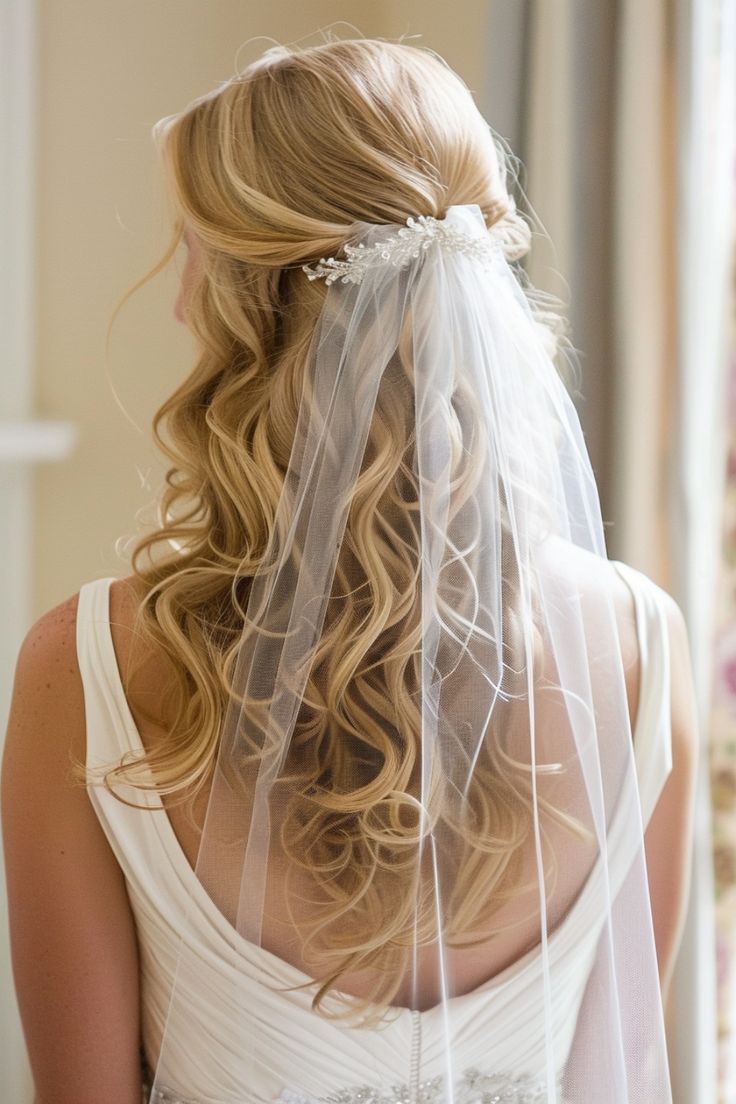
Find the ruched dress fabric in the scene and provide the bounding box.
[76,561,673,1104]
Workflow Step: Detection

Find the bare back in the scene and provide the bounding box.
[105,550,655,1010]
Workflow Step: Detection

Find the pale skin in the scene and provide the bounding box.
[1,235,700,1102]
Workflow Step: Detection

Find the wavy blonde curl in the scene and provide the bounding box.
[74,34,586,1023]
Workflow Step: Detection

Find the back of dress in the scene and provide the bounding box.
[77,558,672,1104]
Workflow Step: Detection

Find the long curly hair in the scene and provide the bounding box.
[75,34,587,1021]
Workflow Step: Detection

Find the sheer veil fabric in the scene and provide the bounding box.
[146,204,672,1103]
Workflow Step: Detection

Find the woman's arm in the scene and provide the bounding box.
[1,594,142,1104]
[643,591,700,1009]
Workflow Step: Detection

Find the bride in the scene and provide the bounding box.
[2,36,698,1104]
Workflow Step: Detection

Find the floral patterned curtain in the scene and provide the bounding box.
[712,178,736,1102]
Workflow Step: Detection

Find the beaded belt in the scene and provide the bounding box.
[141,1067,564,1103]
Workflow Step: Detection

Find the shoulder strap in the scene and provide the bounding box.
[76,576,134,769]
[76,578,177,911]
[611,560,673,827]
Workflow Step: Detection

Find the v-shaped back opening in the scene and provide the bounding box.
[78,560,667,1019]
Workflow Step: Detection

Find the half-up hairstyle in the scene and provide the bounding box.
[74,35,582,1020]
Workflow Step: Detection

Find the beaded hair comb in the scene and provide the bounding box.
[302,211,503,286]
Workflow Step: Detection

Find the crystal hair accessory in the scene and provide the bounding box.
[302,209,503,286]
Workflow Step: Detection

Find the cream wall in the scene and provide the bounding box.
[32,0,491,619]
[9,5,493,1096]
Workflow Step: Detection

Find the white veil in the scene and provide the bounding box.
[144,203,671,1103]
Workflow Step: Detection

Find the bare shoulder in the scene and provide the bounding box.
[4,575,158,751]
[107,573,177,732]
[564,546,690,670]
[15,588,81,664]
[535,542,695,745]
[1,586,143,1100]
[4,590,86,768]
[537,540,644,702]
[108,573,146,680]
[535,535,644,621]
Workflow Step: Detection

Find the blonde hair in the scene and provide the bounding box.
[76,35,584,1020]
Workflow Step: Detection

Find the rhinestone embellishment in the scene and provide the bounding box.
[302,213,503,286]
[274,1068,562,1104]
[142,1067,563,1104]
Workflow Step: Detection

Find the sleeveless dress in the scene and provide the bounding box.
[76,561,673,1104]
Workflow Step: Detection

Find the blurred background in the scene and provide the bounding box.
[0,1,734,1100]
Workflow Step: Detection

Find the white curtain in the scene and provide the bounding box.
[666,1,734,1101]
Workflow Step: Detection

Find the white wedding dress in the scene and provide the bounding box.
[76,560,673,1104]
